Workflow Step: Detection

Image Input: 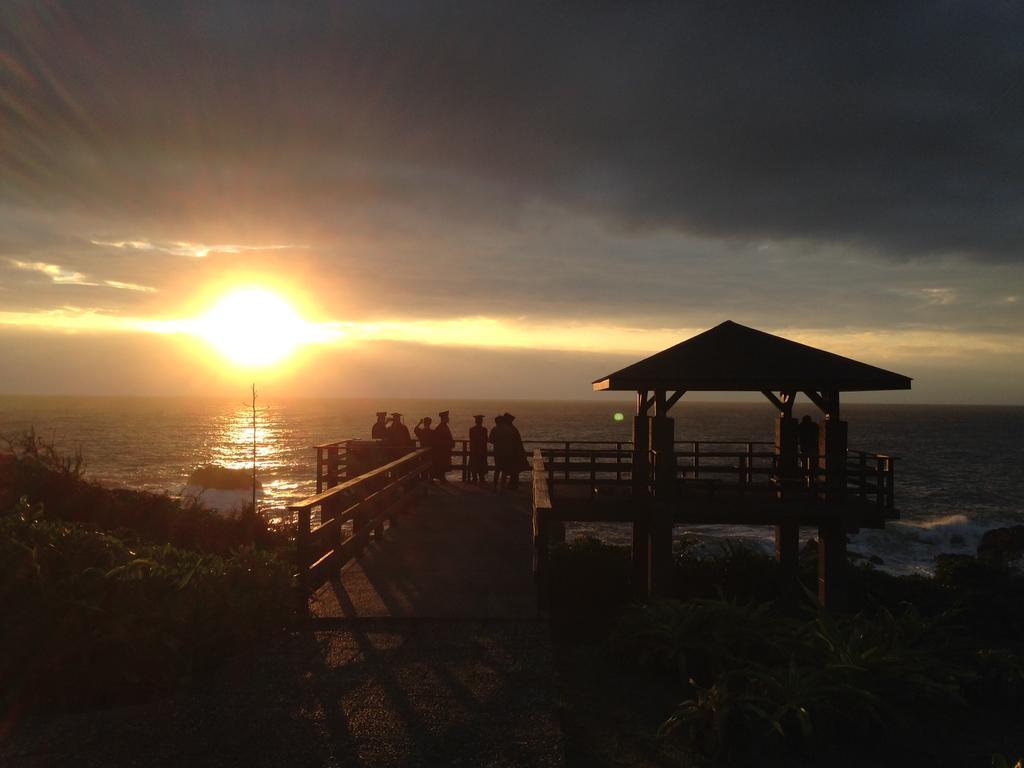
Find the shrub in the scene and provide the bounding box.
[0,430,283,552]
[0,506,294,714]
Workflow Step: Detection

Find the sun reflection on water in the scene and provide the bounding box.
[199,404,307,523]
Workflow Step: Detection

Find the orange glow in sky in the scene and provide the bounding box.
[191,287,336,368]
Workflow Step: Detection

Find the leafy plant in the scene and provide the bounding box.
[0,510,294,714]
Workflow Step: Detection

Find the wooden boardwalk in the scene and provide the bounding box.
[310,482,539,620]
[5,485,564,768]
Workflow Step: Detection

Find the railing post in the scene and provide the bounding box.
[297,507,311,592]
[564,441,571,481]
[859,453,867,500]
[693,441,700,480]
[316,447,324,494]
[887,457,895,511]
[615,442,622,482]
[461,440,468,482]
[532,450,554,614]
[746,442,754,485]
[326,445,339,489]
[876,456,884,509]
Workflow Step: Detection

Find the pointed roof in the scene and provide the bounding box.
[593,321,912,392]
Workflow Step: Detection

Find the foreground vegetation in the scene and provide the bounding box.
[550,537,1024,767]
[0,432,295,716]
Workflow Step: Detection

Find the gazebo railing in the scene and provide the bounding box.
[314,437,895,510]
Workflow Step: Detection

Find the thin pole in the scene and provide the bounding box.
[251,383,257,514]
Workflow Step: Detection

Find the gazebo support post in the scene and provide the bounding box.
[817,391,848,503]
[648,389,677,597]
[775,521,800,611]
[631,391,652,600]
[818,517,848,610]
[765,390,798,480]
[764,391,801,607]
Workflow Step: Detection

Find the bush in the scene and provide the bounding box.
[553,539,1024,764]
[607,597,975,763]
[548,536,633,641]
[0,429,283,552]
[0,505,294,713]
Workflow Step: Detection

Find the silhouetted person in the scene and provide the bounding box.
[489,415,514,491]
[468,414,488,483]
[384,412,412,456]
[433,410,454,482]
[414,416,433,448]
[371,411,388,440]
[503,412,530,489]
[798,415,819,475]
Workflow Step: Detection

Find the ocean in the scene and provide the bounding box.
[1,396,1021,576]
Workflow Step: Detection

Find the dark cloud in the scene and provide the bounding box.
[3,1,1023,261]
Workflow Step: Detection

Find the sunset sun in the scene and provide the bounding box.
[195,288,307,367]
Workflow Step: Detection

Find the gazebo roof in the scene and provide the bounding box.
[593,321,912,392]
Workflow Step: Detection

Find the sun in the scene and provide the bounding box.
[194,288,308,367]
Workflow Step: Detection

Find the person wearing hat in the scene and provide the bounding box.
[384,412,412,456]
[489,414,515,491]
[467,414,489,484]
[371,411,388,441]
[414,415,434,450]
[432,410,455,482]
[503,412,530,489]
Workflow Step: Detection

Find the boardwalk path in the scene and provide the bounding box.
[5,484,564,768]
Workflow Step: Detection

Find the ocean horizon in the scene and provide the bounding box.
[2,395,1022,577]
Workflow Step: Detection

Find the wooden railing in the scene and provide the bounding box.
[314,440,349,493]
[531,450,555,614]
[845,450,896,511]
[314,437,895,511]
[290,448,432,591]
[534,441,896,511]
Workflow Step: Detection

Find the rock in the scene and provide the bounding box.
[950,533,966,546]
[869,554,884,565]
[977,526,1024,565]
[182,464,263,516]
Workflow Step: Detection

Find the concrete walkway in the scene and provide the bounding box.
[5,484,564,768]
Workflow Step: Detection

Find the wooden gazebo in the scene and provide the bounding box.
[557,320,911,609]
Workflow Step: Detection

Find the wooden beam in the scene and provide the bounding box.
[654,389,668,417]
[636,390,654,415]
[802,389,828,412]
[664,390,686,412]
[761,390,795,415]
[826,390,840,421]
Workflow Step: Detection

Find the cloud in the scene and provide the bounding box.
[0,2,1023,404]
[10,260,94,285]
[88,239,155,251]
[9,258,156,293]
[89,238,301,258]
[103,280,157,293]
[3,2,1023,262]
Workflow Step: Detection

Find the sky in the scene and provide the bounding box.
[1,1,1023,403]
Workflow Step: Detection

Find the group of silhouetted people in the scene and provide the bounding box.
[479,413,530,491]
[370,410,528,490]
